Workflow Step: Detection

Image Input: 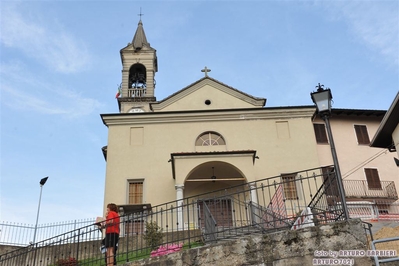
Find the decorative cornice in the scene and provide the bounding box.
[101,107,316,126]
[118,97,156,103]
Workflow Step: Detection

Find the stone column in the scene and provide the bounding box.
[175,185,184,230]
[250,183,258,205]
[249,183,259,225]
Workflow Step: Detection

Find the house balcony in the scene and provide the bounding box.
[343,180,398,200]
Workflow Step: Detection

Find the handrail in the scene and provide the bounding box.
[361,221,373,249]
[371,237,399,266]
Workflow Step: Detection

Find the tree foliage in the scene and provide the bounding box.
[143,221,164,250]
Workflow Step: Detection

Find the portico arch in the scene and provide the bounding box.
[184,161,247,198]
[181,161,256,229]
[170,151,258,230]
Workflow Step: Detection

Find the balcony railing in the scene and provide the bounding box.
[127,88,146,98]
[343,180,398,200]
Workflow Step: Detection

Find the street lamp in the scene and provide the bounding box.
[32,176,49,244]
[310,84,349,220]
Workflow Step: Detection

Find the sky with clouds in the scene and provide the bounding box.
[0,0,398,231]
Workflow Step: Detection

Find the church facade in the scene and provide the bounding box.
[101,19,321,214]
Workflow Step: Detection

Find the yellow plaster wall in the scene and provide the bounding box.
[103,108,320,210]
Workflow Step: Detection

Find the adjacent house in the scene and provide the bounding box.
[313,109,399,218]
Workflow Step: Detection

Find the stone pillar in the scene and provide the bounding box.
[175,185,184,230]
[249,183,259,225]
[250,184,258,205]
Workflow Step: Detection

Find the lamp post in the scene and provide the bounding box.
[310,84,349,220]
[32,176,49,244]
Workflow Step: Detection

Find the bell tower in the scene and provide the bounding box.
[118,19,158,113]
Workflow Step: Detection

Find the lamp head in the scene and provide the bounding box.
[40,177,49,186]
[311,84,333,115]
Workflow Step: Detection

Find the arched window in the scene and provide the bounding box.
[195,132,226,146]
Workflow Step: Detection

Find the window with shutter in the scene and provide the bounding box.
[354,125,370,145]
[282,174,298,200]
[365,168,382,190]
[322,166,339,197]
[313,124,328,144]
[129,182,143,204]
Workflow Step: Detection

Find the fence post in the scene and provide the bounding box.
[32,243,38,266]
[186,198,191,247]
[76,228,80,262]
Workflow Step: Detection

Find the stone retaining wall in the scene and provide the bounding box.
[124,219,374,266]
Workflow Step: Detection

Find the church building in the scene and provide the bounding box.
[100,19,321,215]
[101,19,399,221]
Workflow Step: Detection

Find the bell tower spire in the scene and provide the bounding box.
[118,17,158,113]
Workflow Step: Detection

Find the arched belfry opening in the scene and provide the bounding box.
[129,63,147,89]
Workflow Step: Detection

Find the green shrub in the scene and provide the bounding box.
[143,221,164,250]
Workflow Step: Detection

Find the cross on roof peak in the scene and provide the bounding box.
[138,8,144,20]
[201,66,211,77]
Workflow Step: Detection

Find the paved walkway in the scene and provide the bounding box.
[367,220,399,234]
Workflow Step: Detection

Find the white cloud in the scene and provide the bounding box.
[0,3,91,73]
[0,62,103,118]
[2,84,103,118]
[322,1,399,66]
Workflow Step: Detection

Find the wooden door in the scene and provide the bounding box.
[198,199,232,227]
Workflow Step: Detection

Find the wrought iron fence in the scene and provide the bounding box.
[0,166,348,266]
[0,219,96,247]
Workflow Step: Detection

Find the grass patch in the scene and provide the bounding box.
[69,241,204,265]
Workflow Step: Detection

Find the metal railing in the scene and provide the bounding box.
[343,180,398,200]
[347,200,399,221]
[371,237,399,266]
[361,221,374,249]
[0,166,348,265]
[202,202,217,242]
[0,219,96,247]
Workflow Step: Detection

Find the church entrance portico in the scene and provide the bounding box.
[170,155,258,230]
[185,161,246,229]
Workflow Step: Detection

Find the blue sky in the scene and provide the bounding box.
[1,0,398,225]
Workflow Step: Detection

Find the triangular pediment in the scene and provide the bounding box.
[151,77,266,112]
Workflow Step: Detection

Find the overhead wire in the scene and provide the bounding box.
[341,143,394,180]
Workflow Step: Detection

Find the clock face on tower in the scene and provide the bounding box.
[129,108,144,113]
